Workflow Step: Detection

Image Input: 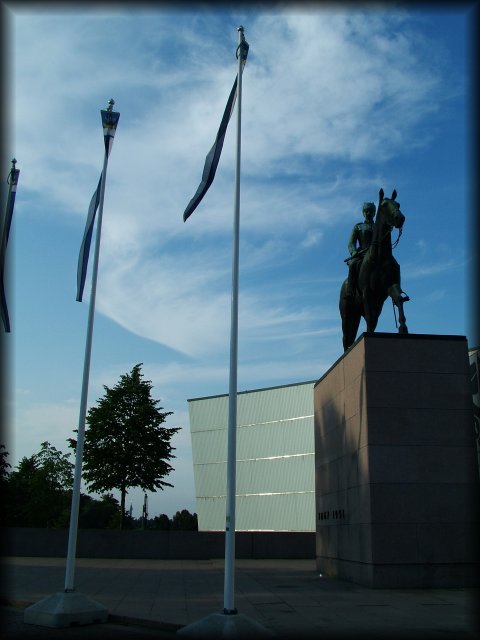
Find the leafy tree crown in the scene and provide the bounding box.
[69,364,180,505]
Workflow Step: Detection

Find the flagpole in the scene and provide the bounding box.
[223,25,248,616]
[64,99,119,592]
[178,26,271,637]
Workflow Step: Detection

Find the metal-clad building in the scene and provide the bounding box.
[188,380,316,531]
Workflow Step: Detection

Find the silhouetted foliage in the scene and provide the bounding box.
[136,510,198,530]
[150,513,172,530]
[78,493,123,529]
[2,442,73,527]
[171,509,198,531]
[0,444,11,481]
[2,440,197,532]
[69,364,180,528]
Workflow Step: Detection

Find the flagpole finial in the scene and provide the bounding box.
[236,26,249,61]
[107,99,115,112]
[8,158,19,184]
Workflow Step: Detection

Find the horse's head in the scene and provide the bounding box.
[378,188,405,229]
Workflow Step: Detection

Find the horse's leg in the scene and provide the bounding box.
[341,312,349,351]
[350,310,361,349]
[342,307,361,351]
[388,283,409,334]
[362,288,379,333]
[340,281,361,351]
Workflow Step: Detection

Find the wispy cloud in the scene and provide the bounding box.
[403,257,465,280]
[12,6,460,359]
[9,7,470,516]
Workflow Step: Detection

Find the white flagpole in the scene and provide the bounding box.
[64,99,119,592]
[223,25,248,615]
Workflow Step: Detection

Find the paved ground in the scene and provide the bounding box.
[1,606,177,639]
[1,556,479,638]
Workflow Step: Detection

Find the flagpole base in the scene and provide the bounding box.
[176,611,275,638]
[23,591,108,628]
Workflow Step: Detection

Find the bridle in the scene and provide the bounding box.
[392,227,402,249]
[374,200,403,249]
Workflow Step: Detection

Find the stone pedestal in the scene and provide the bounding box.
[314,333,479,588]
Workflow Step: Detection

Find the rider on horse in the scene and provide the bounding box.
[344,202,376,300]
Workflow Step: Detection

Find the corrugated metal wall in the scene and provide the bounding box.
[188,381,316,531]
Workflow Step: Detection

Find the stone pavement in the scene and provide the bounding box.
[1,556,479,638]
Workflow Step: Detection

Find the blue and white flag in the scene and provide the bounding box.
[76,173,102,302]
[1,161,20,332]
[183,77,239,222]
[183,40,248,223]
[76,101,119,302]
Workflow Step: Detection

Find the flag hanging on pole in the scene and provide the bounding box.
[76,173,102,302]
[2,161,19,247]
[183,41,249,223]
[1,159,20,332]
[76,102,120,302]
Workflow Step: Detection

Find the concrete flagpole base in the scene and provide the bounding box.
[176,611,276,638]
[23,591,108,628]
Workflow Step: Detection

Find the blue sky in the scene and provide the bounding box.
[3,3,477,519]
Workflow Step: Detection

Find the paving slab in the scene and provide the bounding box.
[1,557,478,638]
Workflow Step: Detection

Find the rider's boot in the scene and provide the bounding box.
[344,272,356,300]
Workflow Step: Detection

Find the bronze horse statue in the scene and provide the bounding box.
[339,189,409,351]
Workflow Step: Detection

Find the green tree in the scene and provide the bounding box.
[78,493,122,529]
[171,509,198,531]
[3,441,73,527]
[69,364,180,529]
[150,513,171,530]
[0,444,11,481]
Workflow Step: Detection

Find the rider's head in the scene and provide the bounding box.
[362,202,376,222]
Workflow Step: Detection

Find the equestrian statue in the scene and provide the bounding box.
[339,188,409,351]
